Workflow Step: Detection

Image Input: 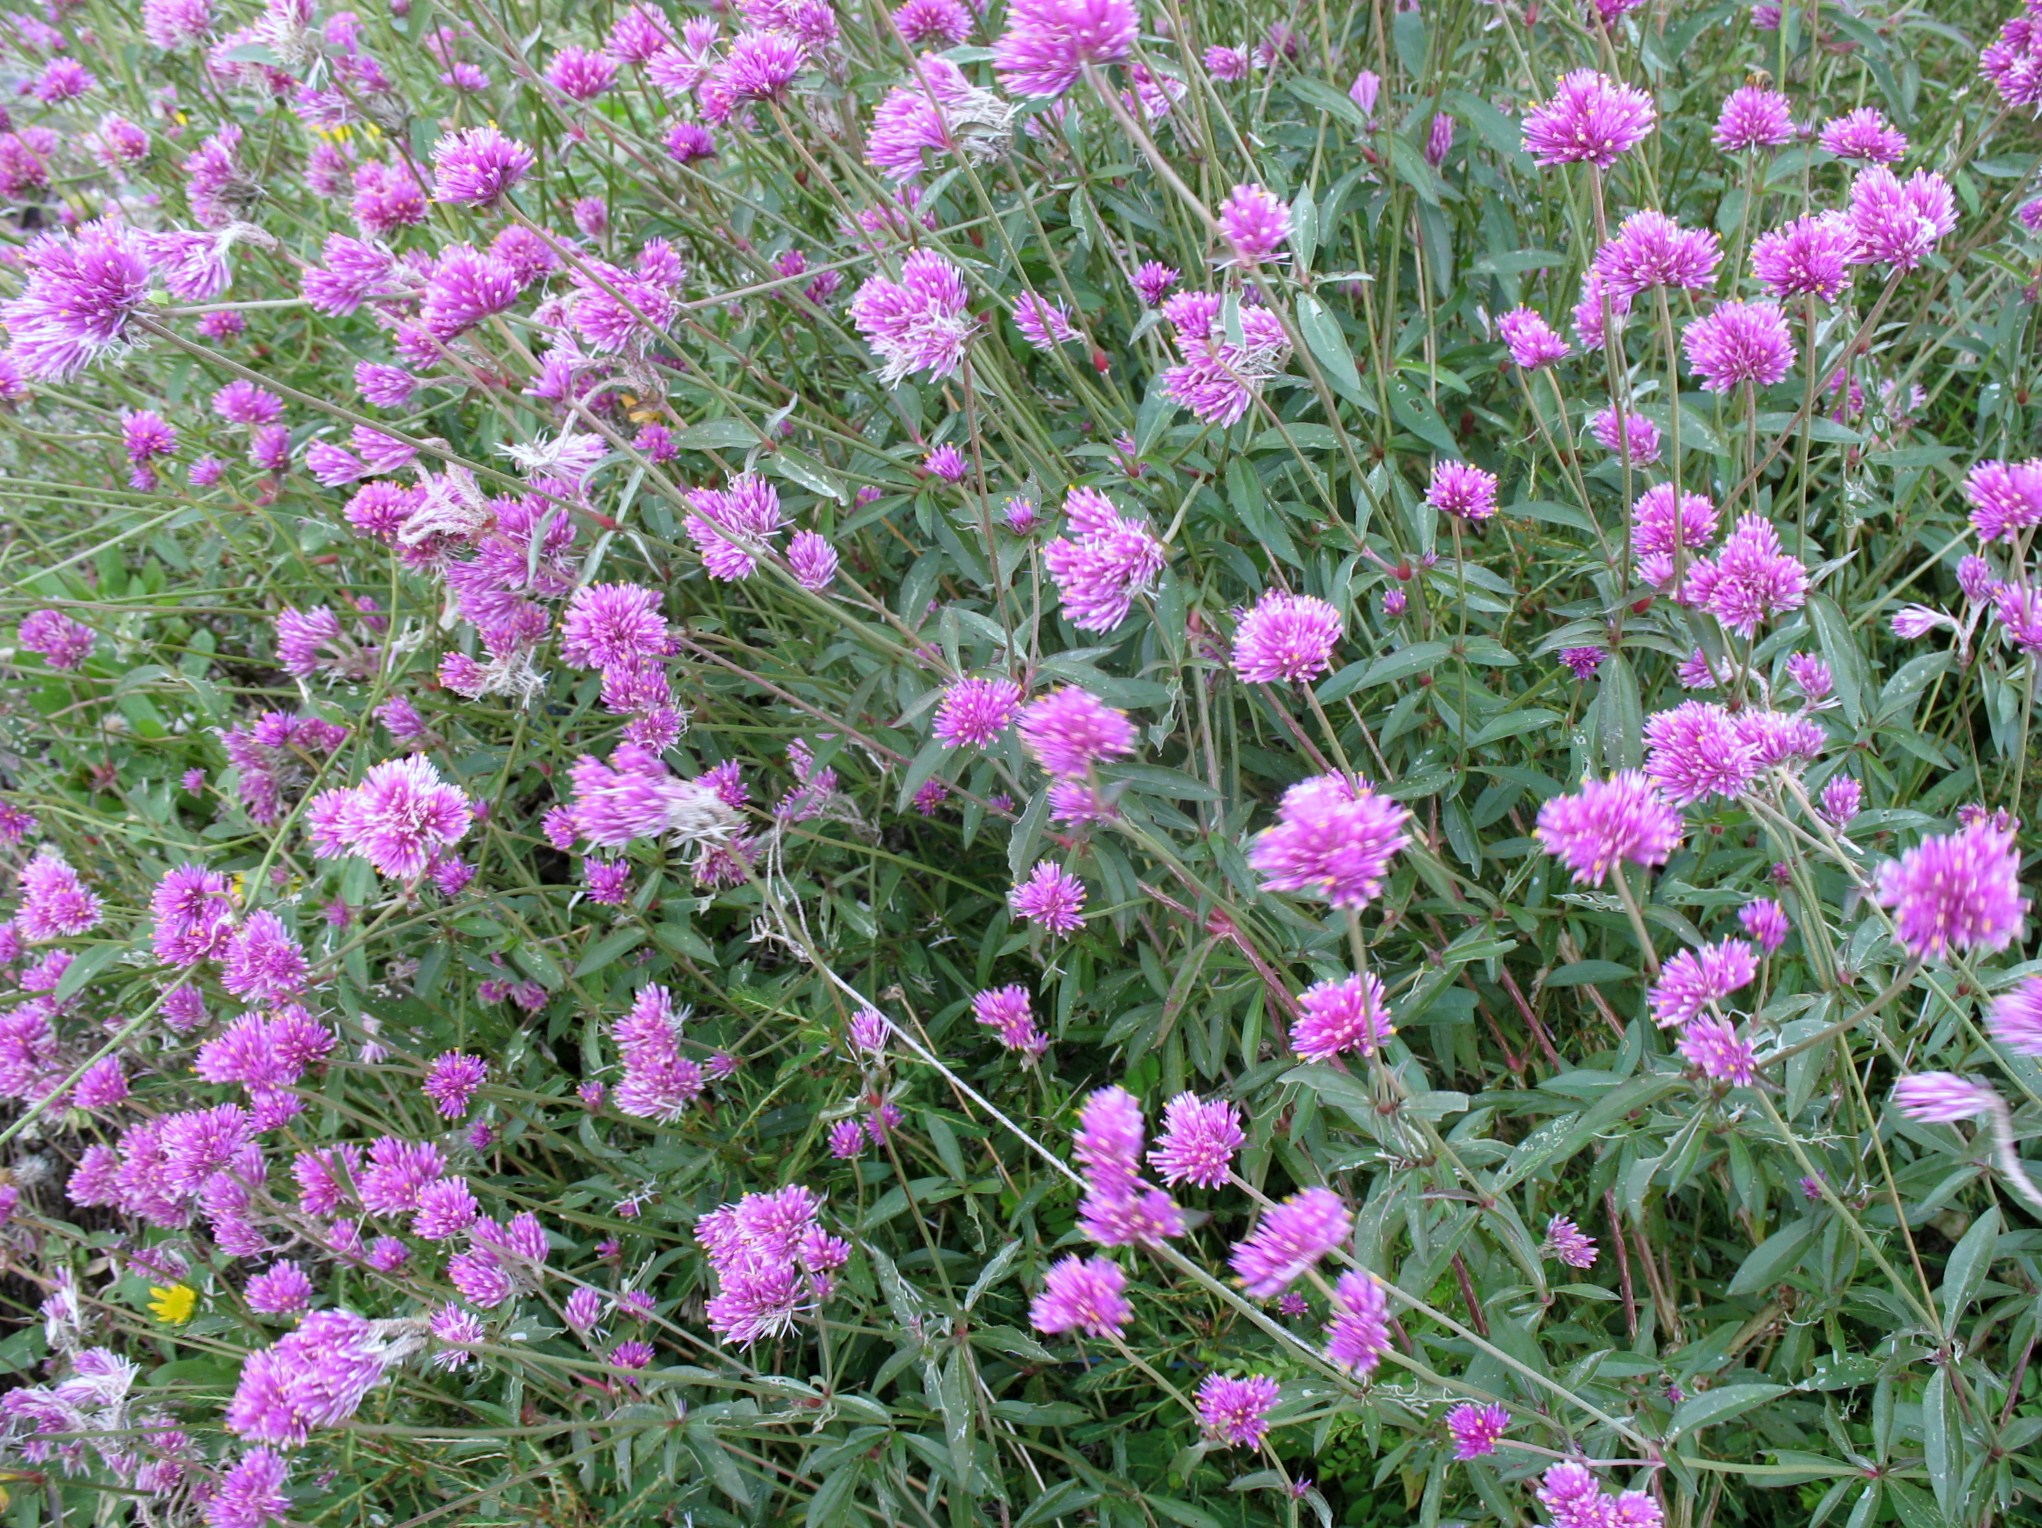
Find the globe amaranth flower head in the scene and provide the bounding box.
[1497,307,1569,368]
[1009,862,1086,934]
[933,675,1024,748]
[1819,106,1907,163]
[1043,486,1166,632]
[1713,85,1795,151]
[1446,1402,1510,1460]
[1249,773,1412,909]
[16,851,102,941]
[1426,459,1499,522]
[1893,1072,2001,1124]
[1535,771,1684,885]
[1988,974,2042,1057]
[993,0,1137,97]
[1072,1085,1183,1247]
[1740,897,1790,952]
[1148,1092,1244,1189]
[1232,590,1342,684]
[1678,1016,1758,1086]
[1323,1268,1388,1374]
[1682,513,1808,638]
[1647,938,1758,1028]
[1216,182,1289,264]
[431,126,534,206]
[1294,972,1393,1063]
[973,983,1048,1054]
[1751,212,1855,302]
[1981,6,2042,110]
[1591,407,1661,465]
[0,222,154,381]
[306,757,476,880]
[1846,166,1957,271]
[18,608,95,669]
[1594,210,1723,298]
[1964,457,2042,543]
[1196,1373,1279,1448]
[1683,299,1796,391]
[850,250,977,385]
[1874,817,2028,961]
[1017,686,1138,777]
[1520,69,1656,167]
[1229,1186,1351,1297]
[1542,1213,1598,1268]
[1030,1254,1129,1338]
[1159,288,1292,426]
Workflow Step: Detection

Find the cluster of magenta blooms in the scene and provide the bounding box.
[0,0,2039,1518]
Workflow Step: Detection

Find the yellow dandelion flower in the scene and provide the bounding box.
[147,1284,196,1324]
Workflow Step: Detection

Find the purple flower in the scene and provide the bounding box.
[1874,819,2028,961]
[12,852,97,944]
[851,250,977,385]
[1595,211,1722,298]
[864,57,1015,185]
[1713,86,1795,151]
[307,756,475,880]
[1739,898,1790,952]
[1993,582,2042,653]
[785,530,838,591]
[1148,1092,1243,1189]
[1196,1373,1279,1447]
[1893,1072,2000,1124]
[1683,300,1796,391]
[1679,1016,1757,1085]
[935,676,1024,748]
[1323,1269,1388,1374]
[226,1311,414,1446]
[1572,269,1632,351]
[562,583,669,670]
[1987,975,2042,1057]
[1591,408,1661,464]
[206,1450,291,1528]
[1981,9,2042,109]
[973,984,1047,1055]
[413,1178,479,1240]
[1349,70,1381,122]
[1522,70,1656,167]
[1232,591,1342,684]
[1043,486,1166,631]
[1009,863,1087,934]
[1847,166,1957,271]
[828,1118,867,1158]
[1029,1255,1130,1338]
[1751,212,1855,302]
[993,0,1137,98]
[1018,686,1138,777]
[18,608,94,669]
[1819,774,1862,827]
[421,245,521,340]
[1159,290,1291,425]
[1787,653,1833,700]
[1446,1401,1510,1459]
[1535,772,1684,885]
[1497,307,1569,368]
[1648,938,1758,1027]
[431,125,534,206]
[1072,1085,1182,1247]
[1217,183,1290,263]
[611,985,704,1122]
[1819,106,1907,163]
[1014,292,1080,350]
[1248,773,1412,910]
[1294,972,1393,1063]
[0,223,153,381]
[1132,261,1179,306]
[423,1052,487,1118]
[548,45,617,99]
[1230,1186,1351,1298]
[1204,44,1249,80]
[1426,460,1499,522]
[1424,112,1455,167]
[246,1261,314,1316]
[219,910,307,1005]
[697,1186,842,1345]
[685,471,787,582]
[1542,1213,1598,1268]
[895,0,973,44]
[1684,513,1808,638]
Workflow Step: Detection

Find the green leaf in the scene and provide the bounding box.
[574,925,645,977]
[1728,1219,1817,1296]
[1670,1383,1787,1437]
[1938,1204,1999,1326]
[1296,294,1364,404]
[1808,594,1869,728]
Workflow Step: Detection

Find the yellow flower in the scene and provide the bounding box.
[147,1285,195,1324]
